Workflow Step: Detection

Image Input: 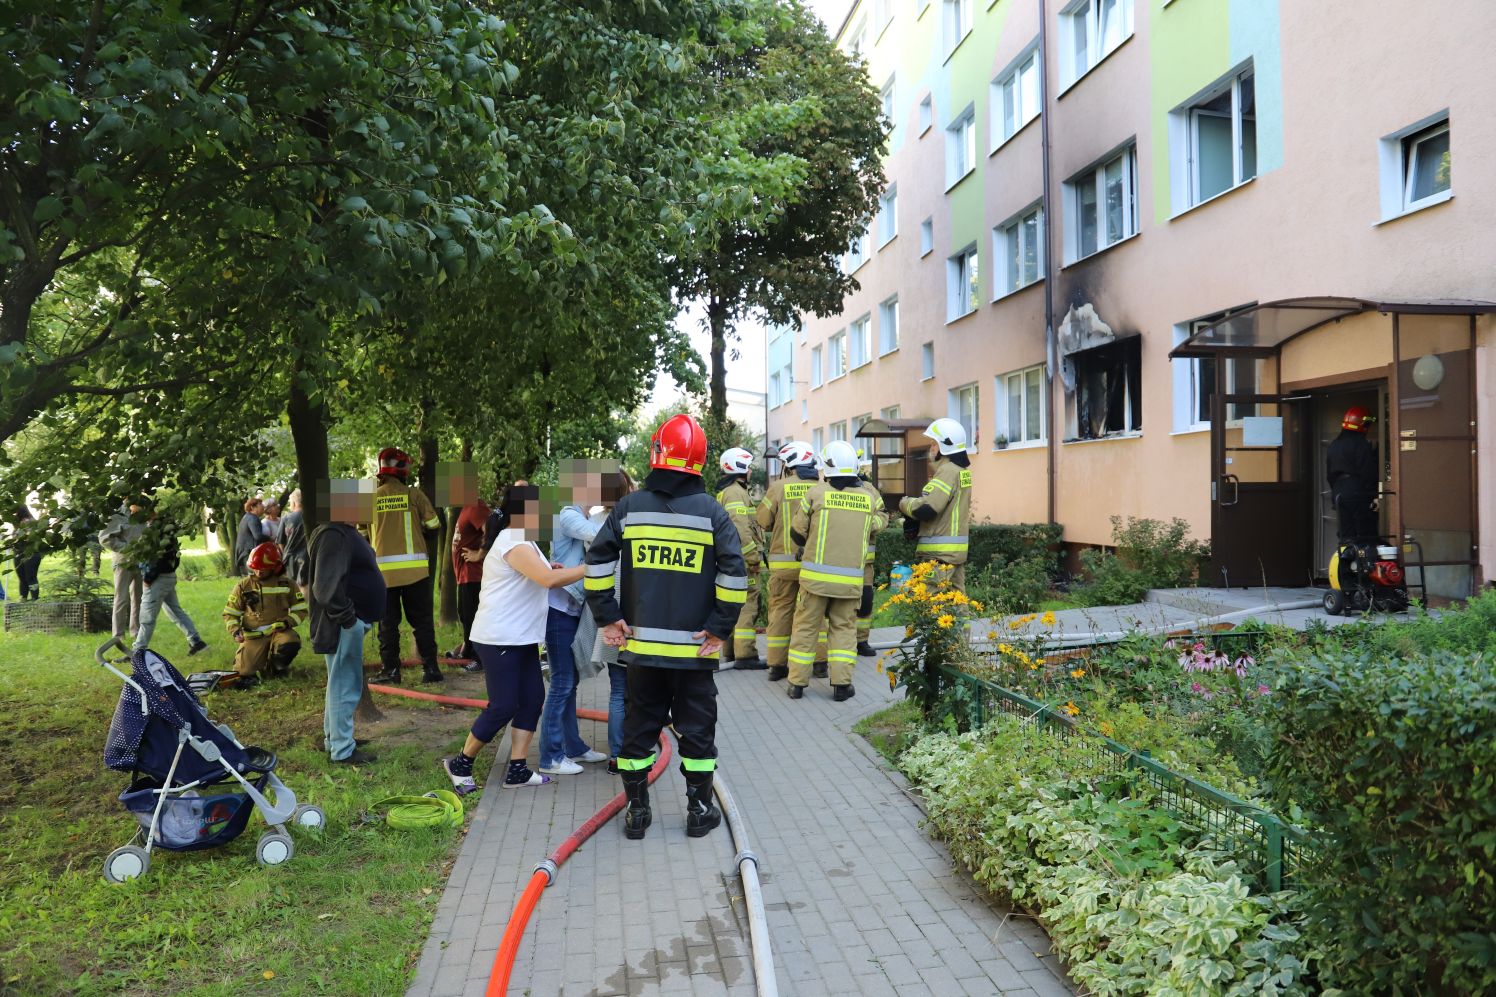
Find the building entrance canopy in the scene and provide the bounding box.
[1169,296,1496,359]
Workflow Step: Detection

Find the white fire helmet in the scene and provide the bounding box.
[777,440,816,469]
[923,418,968,456]
[821,441,860,477]
[719,447,754,476]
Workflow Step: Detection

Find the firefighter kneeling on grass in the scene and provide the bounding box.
[786,441,879,702]
[584,414,748,840]
[899,418,974,593]
[223,542,305,680]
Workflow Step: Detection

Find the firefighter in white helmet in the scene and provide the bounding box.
[898,418,974,593]
[854,450,888,655]
[715,447,764,669]
[755,441,823,680]
[786,441,879,700]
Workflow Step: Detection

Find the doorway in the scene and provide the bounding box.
[1308,383,1387,579]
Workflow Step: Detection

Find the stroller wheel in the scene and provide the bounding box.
[103,845,151,883]
[256,831,295,867]
[291,804,326,831]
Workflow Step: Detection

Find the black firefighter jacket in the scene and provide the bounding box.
[584,469,747,670]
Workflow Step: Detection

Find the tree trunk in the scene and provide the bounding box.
[287,364,330,534]
[418,427,440,578]
[707,292,729,431]
[438,436,471,625]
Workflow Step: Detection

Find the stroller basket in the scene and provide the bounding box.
[121,776,262,852]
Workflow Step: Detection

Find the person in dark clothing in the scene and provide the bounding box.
[307,512,386,764]
[131,512,208,655]
[584,414,747,840]
[448,494,492,671]
[1327,405,1380,542]
[234,497,267,575]
[276,489,308,588]
[13,507,43,601]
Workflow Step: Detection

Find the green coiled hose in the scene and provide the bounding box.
[373,790,465,829]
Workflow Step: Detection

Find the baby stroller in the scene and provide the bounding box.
[97,637,325,882]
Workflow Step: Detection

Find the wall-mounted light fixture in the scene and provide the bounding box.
[1411,353,1445,391]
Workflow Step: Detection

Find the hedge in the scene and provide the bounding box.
[872,522,1062,585]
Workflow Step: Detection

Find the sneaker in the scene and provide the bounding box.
[856,641,876,657]
[832,683,857,702]
[443,757,478,796]
[187,639,209,656]
[333,748,378,765]
[787,684,805,700]
[569,749,610,764]
[461,661,483,673]
[607,759,619,775]
[812,661,828,679]
[538,758,584,776]
[441,647,465,660]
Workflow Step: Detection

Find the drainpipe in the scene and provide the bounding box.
[1038,0,1058,527]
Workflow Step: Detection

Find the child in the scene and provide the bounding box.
[223,542,305,679]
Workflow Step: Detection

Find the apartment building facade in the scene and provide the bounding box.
[767,0,1496,599]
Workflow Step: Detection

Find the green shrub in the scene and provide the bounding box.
[900,719,1313,995]
[177,551,233,581]
[1073,516,1210,607]
[1265,648,1496,994]
[873,521,1060,585]
[968,554,1052,615]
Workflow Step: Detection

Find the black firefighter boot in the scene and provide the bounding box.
[685,776,722,838]
[622,771,652,840]
[420,657,444,684]
[812,661,828,679]
[372,659,402,685]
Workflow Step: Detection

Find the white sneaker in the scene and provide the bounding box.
[570,749,609,764]
[539,758,584,775]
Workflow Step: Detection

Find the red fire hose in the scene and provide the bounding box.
[366,683,672,997]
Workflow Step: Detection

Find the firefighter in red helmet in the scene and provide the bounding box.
[369,446,444,684]
[584,414,747,840]
[1327,405,1380,542]
[223,542,305,679]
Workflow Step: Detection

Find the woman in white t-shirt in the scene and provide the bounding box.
[443,487,584,793]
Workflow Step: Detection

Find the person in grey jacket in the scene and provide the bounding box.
[307,517,385,764]
[98,500,145,639]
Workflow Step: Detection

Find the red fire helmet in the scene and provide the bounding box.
[1342,406,1372,432]
[247,542,284,574]
[377,446,411,480]
[650,414,708,476]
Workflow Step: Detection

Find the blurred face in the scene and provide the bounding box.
[509,497,541,538]
[322,479,375,524]
[253,563,279,579]
[249,499,263,515]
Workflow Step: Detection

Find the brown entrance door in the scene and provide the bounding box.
[1210,388,1310,588]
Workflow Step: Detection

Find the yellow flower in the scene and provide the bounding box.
[986,631,998,640]
[1098,720,1115,737]
[969,601,984,612]
[936,614,956,629]
[1036,658,1046,665]
[877,583,888,591]
[1063,701,1080,717]
[1070,668,1086,679]
[876,659,884,673]
[1041,611,1057,626]
[888,671,897,690]
[904,625,914,638]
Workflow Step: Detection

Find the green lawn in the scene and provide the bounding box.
[0,560,486,996]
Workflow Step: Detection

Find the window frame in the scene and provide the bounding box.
[877,185,898,246]
[992,44,1042,151]
[1173,64,1257,211]
[919,217,934,256]
[881,75,897,131]
[810,345,824,388]
[829,420,849,445]
[946,243,980,322]
[993,202,1045,299]
[1059,0,1133,91]
[878,296,900,356]
[1404,120,1452,211]
[827,330,848,381]
[782,362,795,403]
[918,94,934,135]
[944,0,974,56]
[949,382,980,450]
[1068,336,1143,441]
[995,364,1047,447]
[848,314,873,370]
[874,0,895,36]
[1377,111,1453,222]
[769,371,782,409]
[812,427,825,454]
[945,104,977,189]
[921,342,935,381]
[843,223,870,273]
[1064,142,1138,264]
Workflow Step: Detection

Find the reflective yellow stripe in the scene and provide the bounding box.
[917,542,969,553]
[618,754,656,771]
[724,502,748,514]
[787,650,815,664]
[733,629,756,638]
[768,561,802,571]
[423,517,440,529]
[716,586,747,604]
[827,650,857,662]
[625,639,702,658]
[622,525,714,545]
[766,636,790,647]
[584,576,615,591]
[800,569,862,588]
[223,608,244,617]
[680,757,716,772]
[259,586,290,595]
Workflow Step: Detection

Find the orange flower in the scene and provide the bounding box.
[1063,701,1080,717]
[1070,668,1086,679]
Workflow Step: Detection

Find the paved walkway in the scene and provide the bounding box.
[408,647,1073,997]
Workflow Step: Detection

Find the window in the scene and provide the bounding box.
[950,383,979,449]
[781,362,794,402]
[1065,143,1138,263]
[811,345,824,388]
[1175,65,1256,208]
[843,224,870,272]
[996,365,1046,445]
[947,244,979,321]
[1070,336,1142,439]
[828,331,848,379]
[919,217,934,256]
[875,0,894,34]
[946,106,977,188]
[829,420,849,444]
[847,19,868,59]
[994,204,1044,297]
[943,0,974,53]
[849,315,872,369]
[1379,115,1452,220]
[851,413,872,451]
[877,186,898,246]
[769,371,782,409]
[918,95,933,134]
[878,296,899,355]
[881,77,897,130]
[812,427,825,453]
[878,405,902,455]
[800,399,808,423]
[1173,307,1256,430]
[1060,0,1133,88]
[921,342,935,380]
[993,46,1041,147]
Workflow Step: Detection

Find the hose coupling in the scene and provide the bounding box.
[734,848,760,870]
[535,859,558,885]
